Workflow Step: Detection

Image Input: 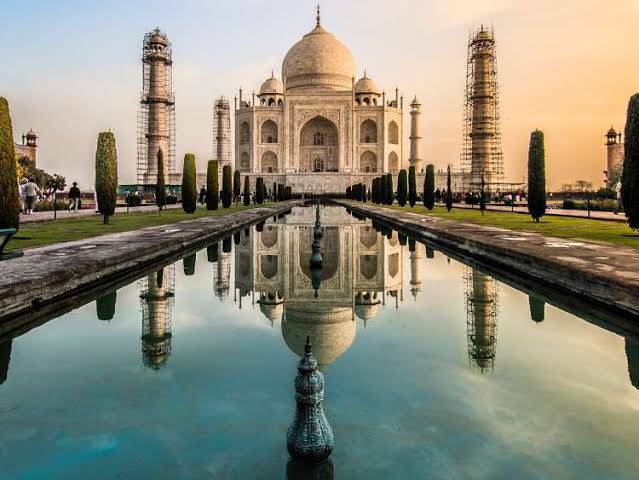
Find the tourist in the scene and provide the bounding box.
[199,186,206,205]
[19,178,27,213]
[24,177,40,215]
[615,180,622,214]
[68,182,81,212]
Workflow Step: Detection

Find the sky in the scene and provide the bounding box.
[3,0,638,189]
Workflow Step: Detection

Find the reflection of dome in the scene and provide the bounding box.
[260,302,284,323]
[354,73,380,94]
[355,291,380,321]
[282,306,355,368]
[282,15,355,91]
[260,74,284,95]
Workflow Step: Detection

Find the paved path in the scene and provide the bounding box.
[449,202,625,222]
[20,203,183,223]
[340,201,639,318]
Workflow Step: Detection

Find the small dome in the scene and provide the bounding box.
[259,301,283,323]
[354,303,380,321]
[149,28,168,45]
[354,72,380,95]
[607,126,617,136]
[260,73,284,95]
[26,129,37,137]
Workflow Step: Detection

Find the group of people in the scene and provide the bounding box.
[17,179,82,215]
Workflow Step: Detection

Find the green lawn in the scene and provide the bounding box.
[8,203,274,251]
[371,203,639,249]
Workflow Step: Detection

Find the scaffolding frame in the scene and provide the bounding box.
[464,267,499,374]
[212,96,232,170]
[136,29,176,186]
[460,26,505,192]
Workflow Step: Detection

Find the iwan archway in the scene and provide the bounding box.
[299,116,339,173]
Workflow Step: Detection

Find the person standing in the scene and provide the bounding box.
[68,182,81,212]
[24,177,40,215]
[19,178,27,213]
[199,186,207,205]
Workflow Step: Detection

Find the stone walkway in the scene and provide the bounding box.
[0,201,300,321]
[340,201,639,317]
[19,203,182,223]
[450,202,624,222]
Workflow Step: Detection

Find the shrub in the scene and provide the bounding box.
[385,174,393,205]
[181,153,197,213]
[156,148,166,212]
[222,165,232,208]
[397,169,408,207]
[527,130,547,222]
[128,195,142,207]
[233,170,241,201]
[206,160,219,210]
[622,94,639,228]
[408,166,417,207]
[0,97,20,230]
[34,200,70,212]
[423,164,435,210]
[95,131,118,224]
[256,177,264,204]
[243,176,250,206]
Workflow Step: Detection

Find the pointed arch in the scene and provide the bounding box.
[260,120,278,143]
[360,119,377,143]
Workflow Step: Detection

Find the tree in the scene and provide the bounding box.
[445,165,453,212]
[479,173,486,215]
[256,177,264,204]
[408,166,417,207]
[385,174,393,205]
[206,160,219,210]
[96,291,117,321]
[623,95,639,228]
[527,130,546,222]
[0,98,20,230]
[95,131,118,224]
[423,164,435,210]
[156,148,166,213]
[222,165,232,208]
[574,180,593,193]
[46,174,66,220]
[233,169,241,202]
[397,169,408,207]
[242,176,250,205]
[273,182,278,202]
[346,186,352,199]
[529,295,545,323]
[181,153,197,214]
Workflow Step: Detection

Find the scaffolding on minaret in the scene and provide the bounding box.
[460,26,505,193]
[137,28,176,186]
[212,96,232,171]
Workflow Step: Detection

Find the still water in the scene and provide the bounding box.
[1,205,639,479]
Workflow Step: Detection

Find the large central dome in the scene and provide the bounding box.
[282,13,355,91]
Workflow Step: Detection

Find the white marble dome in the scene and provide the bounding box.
[282,19,355,91]
[260,74,284,95]
[354,73,380,95]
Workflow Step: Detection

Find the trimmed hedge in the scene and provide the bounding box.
[222,165,232,208]
[206,160,219,210]
[527,130,546,222]
[181,153,197,214]
[95,131,118,224]
[0,97,20,229]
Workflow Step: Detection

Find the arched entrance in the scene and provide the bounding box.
[299,116,338,172]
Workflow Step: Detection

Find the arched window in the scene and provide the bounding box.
[363,97,370,106]
[277,99,283,106]
[360,119,377,144]
[268,98,275,106]
[313,157,325,172]
[388,151,399,173]
[313,132,325,146]
[239,122,250,145]
[240,152,250,171]
[388,121,399,144]
[360,151,377,173]
[260,120,278,144]
[261,151,278,173]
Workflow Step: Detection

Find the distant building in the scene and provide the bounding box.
[14,129,37,165]
[605,126,624,187]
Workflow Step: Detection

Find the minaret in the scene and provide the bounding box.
[409,241,424,300]
[605,126,624,186]
[409,96,423,173]
[138,28,175,186]
[140,266,175,370]
[213,96,231,172]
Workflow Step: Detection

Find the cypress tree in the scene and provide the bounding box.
[243,176,251,206]
[233,169,241,202]
[207,243,218,263]
[408,166,417,207]
[423,164,435,210]
[206,160,219,210]
[445,165,453,212]
[222,165,232,208]
[183,254,196,276]
[286,186,292,199]
[273,182,278,202]
[479,173,486,215]
[380,176,386,204]
[371,178,377,203]
[155,148,166,213]
[95,131,118,224]
[256,177,264,204]
[181,153,197,214]
[623,94,639,229]
[0,97,20,229]
[527,130,547,222]
[222,236,232,253]
[96,291,117,321]
[397,169,408,207]
[346,186,351,199]
[529,295,545,323]
[385,174,393,205]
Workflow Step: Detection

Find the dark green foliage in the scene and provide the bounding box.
[286,186,292,200]
[423,164,435,210]
[273,182,278,201]
[408,166,417,207]
[380,176,386,204]
[527,130,547,222]
[371,178,377,203]
[529,295,545,323]
[183,254,196,276]
[233,170,241,200]
[222,165,232,208]
[0,98,20,230]
[207,243,218,263]
[385,174,393,205]
[95,131,118,224]
[445,165,453,212]
[623,94,639,229]
[234,231,241,245]
[256,221,265,232]
[278,184,284,201]
[96,291,117,321]
[398,233,407,246]
[426,247,434,259]
[397,169,408,207]
[479,173,486,214]
[155,148,166,212]
[206,160,219,210]
[408,237,416,252]
[222,236,232,253]
[181,153,197,214]
[346,186,352,199]
[256,177,265,204]
[243,176,250,205]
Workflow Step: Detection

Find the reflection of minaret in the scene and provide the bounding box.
[139,266,175,370]
[464,267,498,373]
[625,337,639,390]
[0,339,12,385]
[214,237,232,300]
[409,242,424,300]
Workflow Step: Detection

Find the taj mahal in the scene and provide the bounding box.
[232,7,420,195]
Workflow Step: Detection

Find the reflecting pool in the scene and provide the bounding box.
[2,205,639,479]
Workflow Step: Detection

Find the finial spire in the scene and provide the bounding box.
[316,4,321,27]
[271,69,274,78]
